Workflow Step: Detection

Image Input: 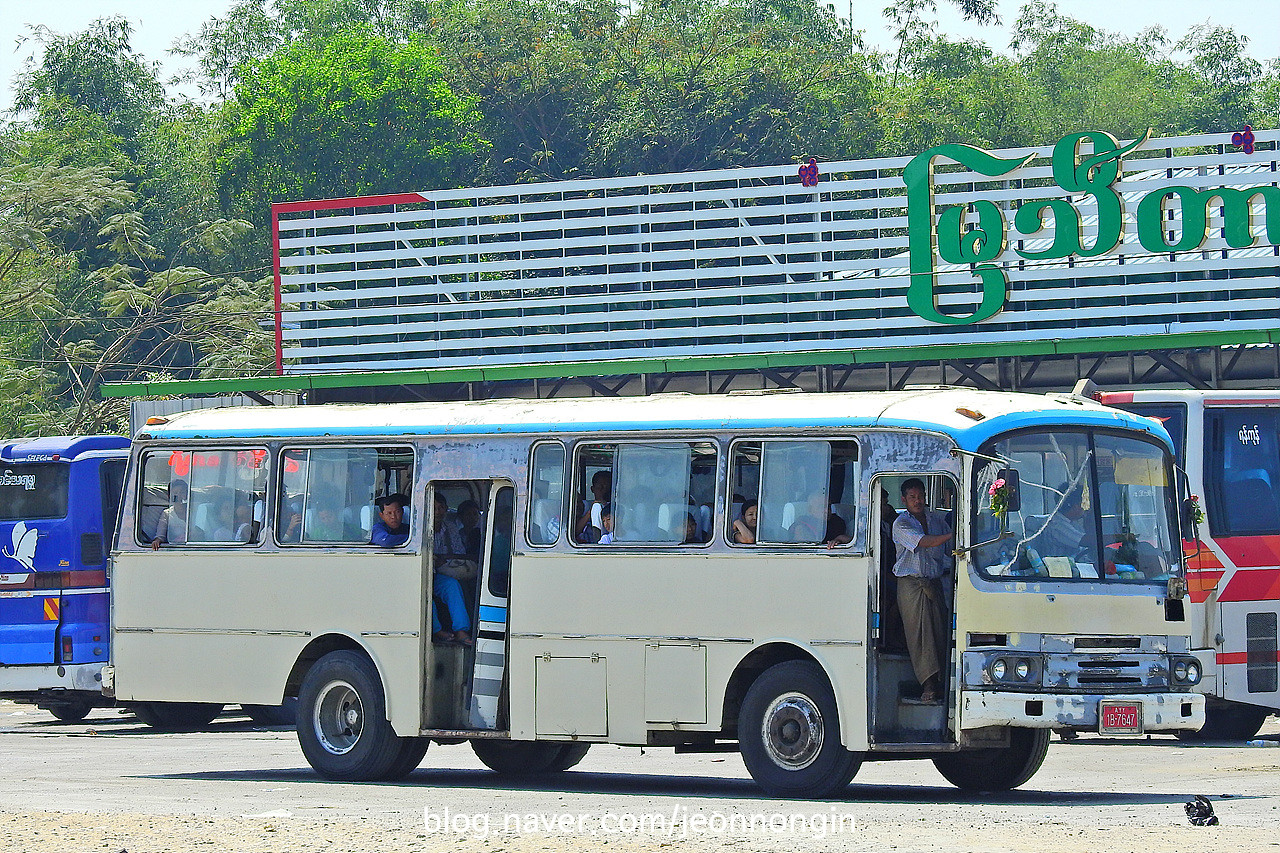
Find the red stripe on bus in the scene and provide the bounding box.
[1211,535,1280,569]
[1220,568,1280,603]
[63,570,107,588]
[1217,651,1280,665]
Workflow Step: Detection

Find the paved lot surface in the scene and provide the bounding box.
[0,702,1277,852]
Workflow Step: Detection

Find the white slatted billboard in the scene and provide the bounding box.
[273,129,1280,375]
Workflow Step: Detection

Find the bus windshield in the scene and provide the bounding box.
[971,430,1179,585]
[0,463,69,522]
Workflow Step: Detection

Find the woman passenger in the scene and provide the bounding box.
[733,499,758,544]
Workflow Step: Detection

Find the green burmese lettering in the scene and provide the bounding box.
[1138,184,1280,252]
[1013,199,1083,259]
[1137,188,1207,252]
[905,143,1033,325]
[1043,130,1150,259]
[937,202,1007,263]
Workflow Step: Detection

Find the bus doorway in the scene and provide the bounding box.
[423,480,515,733]
[870,473,957,746]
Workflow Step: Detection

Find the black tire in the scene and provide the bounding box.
[547,743,592,772]
[737,660,862,798]
[46,699,93,723]
[471,740,567,775]
[243,698,300,726]
[932,727,1050,791]
[297,650,427,781]
[1177,702,1269,742]
[132,701,224,732]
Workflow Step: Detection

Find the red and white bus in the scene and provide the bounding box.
[1101,389,1279,739]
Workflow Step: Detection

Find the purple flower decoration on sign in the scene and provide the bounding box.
[1232,125,1255,155]
[798,158,819,187]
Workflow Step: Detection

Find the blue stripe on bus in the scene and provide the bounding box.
[479,605,507,624]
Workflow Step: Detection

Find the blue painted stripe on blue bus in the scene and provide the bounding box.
[479,604,507,624]
[155,408,1170,452]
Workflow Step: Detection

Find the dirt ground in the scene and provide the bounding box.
[0,704,1277,853]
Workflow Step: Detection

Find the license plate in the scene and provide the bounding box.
[1100,701,1142,735]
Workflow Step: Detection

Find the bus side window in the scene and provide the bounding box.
[278,446,414,546]
[729,439,858,546]
[527,442,565,546]
[573,441,716,546]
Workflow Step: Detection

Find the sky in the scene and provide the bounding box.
[0,0,1277,113]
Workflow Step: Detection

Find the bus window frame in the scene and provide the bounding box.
[726,436,861,549]
[274,442,417,549]
[971,426,1179,586]
[1203,407,1280,538]
[133,446,271,549]
[525,440,566,549]
[570,437,719,549]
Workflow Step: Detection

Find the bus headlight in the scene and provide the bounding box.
[1015,659,1031,680]
[991,659,1007,680]
[1170,656,1201,686]
[985,655,1041,685]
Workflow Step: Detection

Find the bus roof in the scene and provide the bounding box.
[0,435,130,463]
[138,389,1172,453]
[1102,389,1280,407]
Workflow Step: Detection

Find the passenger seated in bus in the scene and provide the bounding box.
[732,499,758,544]
[372,493,411,547]
[233,500,256,543]
[428,493,473,645]
[892,477,954,703]
[680,511,706,544]
[576,470,611,543]
[310,503,346,542]
[280,497,304,544]
[597,504,615,544]
[457,499,483,561]
[150,480,189,549]
[790,492,852,546]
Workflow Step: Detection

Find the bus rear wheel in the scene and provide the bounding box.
[547,743,592,772]
[471,740,575,774]
[45,698,93,723]
[738,660,862,798]
[298,650,427,781]
[133,701,224,732]
[932,727,1050,791]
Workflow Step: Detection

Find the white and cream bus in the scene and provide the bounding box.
[104,388,1204,797]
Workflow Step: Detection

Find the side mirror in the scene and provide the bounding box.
[996,468,1021,512]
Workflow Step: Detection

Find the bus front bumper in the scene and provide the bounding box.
[0,663,105,695]
[960,690,1205,733]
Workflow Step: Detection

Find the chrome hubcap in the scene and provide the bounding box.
[761,692,823,770]
[314,680,363,755]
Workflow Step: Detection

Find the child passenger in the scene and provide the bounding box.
[597,504,615,544]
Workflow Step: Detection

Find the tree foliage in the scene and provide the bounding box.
[0,0,1276,434]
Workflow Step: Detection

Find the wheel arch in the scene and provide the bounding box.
[720,642,842,739]
[285,632,373,700]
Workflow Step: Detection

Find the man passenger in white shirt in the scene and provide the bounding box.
[892,477,954,703]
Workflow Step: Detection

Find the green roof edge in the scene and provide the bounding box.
[100,328,1280,398]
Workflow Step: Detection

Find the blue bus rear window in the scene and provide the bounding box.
[0,464,69,520]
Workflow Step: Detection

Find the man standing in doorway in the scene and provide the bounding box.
[892,478,954,703]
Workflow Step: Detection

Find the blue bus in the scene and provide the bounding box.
[0,436,129,721]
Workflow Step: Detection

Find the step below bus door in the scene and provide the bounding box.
[469,484,514,730]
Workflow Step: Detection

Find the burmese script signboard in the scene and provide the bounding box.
[274,129,1279,375]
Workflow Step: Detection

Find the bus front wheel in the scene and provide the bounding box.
[133,701,224,732]
[471,740,580,774]
[738,660,862,798]
[297,650,428,781]
[932,727,1050,791]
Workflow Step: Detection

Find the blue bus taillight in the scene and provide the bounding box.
[62,636,73,662]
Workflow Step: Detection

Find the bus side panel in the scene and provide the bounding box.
[111,550,427,734]
[506,552,869,748]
